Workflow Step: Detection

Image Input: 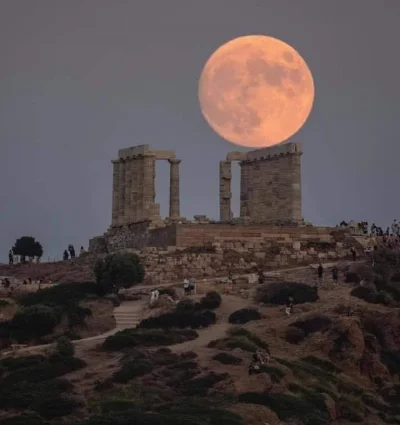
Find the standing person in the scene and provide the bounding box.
[351,247,357,261]
[68,245,76,259]
[183,278,190,296]
[8,250,13,265]
[317,263,324,282]
[285,297,294,316]
[189,278,196,295]
[80,246,85,255]
[332,266,339,285]
[63,250,69,261]
[258,270,265,285]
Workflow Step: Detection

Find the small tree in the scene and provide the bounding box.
[12,236,43,263]
[94,252,145,293]
[56,336,75,357]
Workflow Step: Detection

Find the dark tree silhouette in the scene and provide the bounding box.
[12,236,43,263]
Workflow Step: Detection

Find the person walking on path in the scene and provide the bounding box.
[317,263,324,282]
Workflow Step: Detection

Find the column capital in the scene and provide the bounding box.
[111,158,124,164]
[168,158,182,165]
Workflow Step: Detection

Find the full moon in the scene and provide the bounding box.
[198,35,315,148]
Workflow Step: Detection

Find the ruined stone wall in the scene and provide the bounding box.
[240,142,302,223]
[175,224,333,248]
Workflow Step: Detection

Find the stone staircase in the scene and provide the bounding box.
[113,302,143,331]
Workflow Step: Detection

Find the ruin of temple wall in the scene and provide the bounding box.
[240,144,302,223]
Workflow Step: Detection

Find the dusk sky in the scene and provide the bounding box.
[1,1,399,261]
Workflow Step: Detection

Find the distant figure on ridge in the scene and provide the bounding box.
[351,247,357,261]
[332,266,338,285]
[68,244,76,259]
[8,250,13,265]
[80,246,85,255]
[258,270,264,285]
[63,250,69,261]
[317,263,324,282]
[183,278,190,296]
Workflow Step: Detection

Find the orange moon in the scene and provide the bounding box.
[198,35,315,148]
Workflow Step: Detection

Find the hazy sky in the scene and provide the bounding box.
[1,1,399,261]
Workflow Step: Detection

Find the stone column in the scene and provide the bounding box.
[141,154,157,220]
[168,159,181,219]
[219,160,232,221]
[123,157,133,225]
[111,159,122,226]
[239,161,250,218]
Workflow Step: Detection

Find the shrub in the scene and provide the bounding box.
[100,399,140,414]
[228,308,261,324]
[182,372,229,396]
[0,305,60,342]
[159,287,177,298]
[176,298,196,311]
[351,285,393,306]
[229,328,269,350]
[94,252,145,291]
[0,355,46,371]
[290,314,332,337]
[103,328,198,351]
[19,282,101,307]
[198,291,222,310]
[113,360,154,383]
[0,413,46,425]
[33,396,83,418]
[208,328,268,353]
[259,365,285,383]
[138,309,216,330]
[239,392,330,425]
[285,327,306,344]
[257,282,319,305]
[105,293,121,307]
[212,352,243,365]
[56,336,75,357]
[381,350,400,376]
[301,356,341,374]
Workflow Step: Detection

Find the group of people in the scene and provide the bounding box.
[63,245,85,261]
[248,348,271,375]
[338,219,400,238]
[316,263,339,285]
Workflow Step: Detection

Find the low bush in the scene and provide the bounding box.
[182,372,229,396]
[33,395,83,419]
[159,287,177,298]
[381,350,400,376]
[256,282,319,305]
[0,355,46,371]
[259,365,285,383]
[239,392,330,425]
[198,291,222,310]
[19,282,101,307]
[0,413,46,425]
[105,293,121,307]
[351,285,393,306]
[301,356,341,374]
[290,314,332,337]
[113,360,154,383]
[228,308,261,324]
[138,309,216,329]
[285,327,306,344]
[103,328,198,351]
[0,305,61,342]
[56,336,75,357]
[212,352,243,365]
[208,328,268,353]
[100,399,140,414]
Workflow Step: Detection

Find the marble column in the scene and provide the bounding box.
[219,160,232,222]
[141,155,156,220]
[168,159,181,219]
[239,161,250,218]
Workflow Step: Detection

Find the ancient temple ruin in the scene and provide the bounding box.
[111,145,181,226]
[89,142,307,254]
[219,142,302,223]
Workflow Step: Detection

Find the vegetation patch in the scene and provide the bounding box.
[113,360,154,383]
[238,392,330,425]
[290,314,332,337]
[212,352,243,365]
[381,350,400,376]
[228,308,261,324]
[259,364,285,383]
[256,281,319,305]
[138,309,216,329]
[103,328,198,351]
[284,327,306,344]
[351,285,394,306]
[208,328,268,353]
[301,356,341,374]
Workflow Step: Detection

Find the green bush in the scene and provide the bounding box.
[284,327,306,344]
[94,252,145,291]
[33,396,83,419]
[103,328,198,351]
[256,282,319,305]
[212,352,243,365]
[228,308,261,324]
[56,336,75,357]
[0,413,47,425]
[301,356,341,374]
[176,298,196,311]
[198,291,222,310]
[0,305,61,342]
[259,365,285,383]
[100,399,140,414]
[239,392,330,425]
[113,360,154,383]
[19,282,101,307]
[159,287,177,298]
[208,328,268,353]
[138,309,216,329]
[381,350,400,376]
[351,285,393,306]
[290,314,332,337]
[105,293,121,307]
[0,355,46,371]
[182,372,229,396]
